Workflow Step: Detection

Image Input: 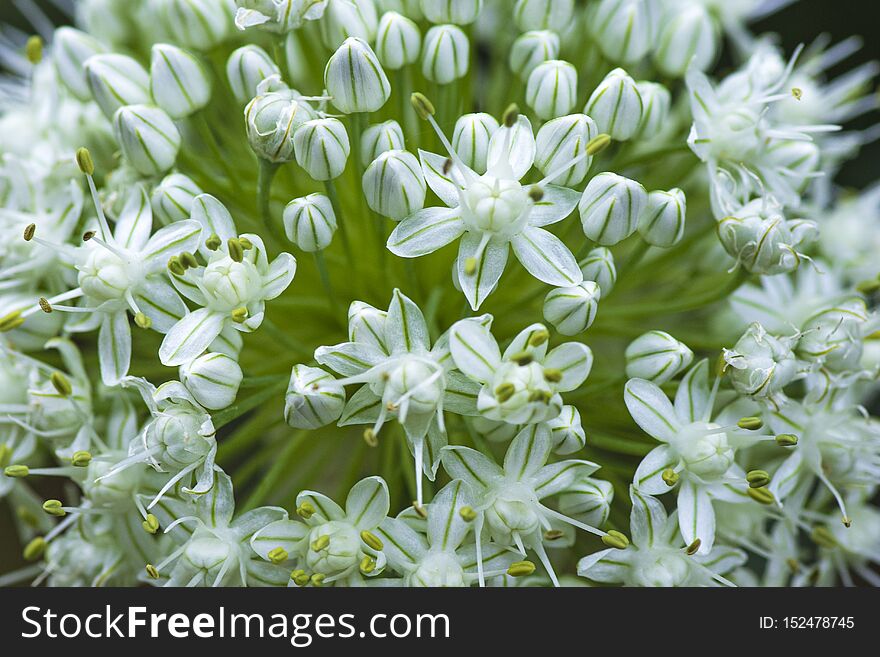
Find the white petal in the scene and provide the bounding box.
[375,517,428,569]
[543,342,593,392]
[426,479,475,552]
[440,445,503,493]
[250,519,308,560]
[134,277,186,333]
[385,288,430,354]
[531,459,599,498]
[315,341,387,376]
[196,470,235,527]
[511,226,581,286]
[674,359,712,424]
[633,445,678,495]
[678,479,715,554]
[502,323,550,361]
[419,149,467,207]
[295,491,345,522]
[263,252,296,300]
[191,194,236,257]
[624,379,680,442]
[629,486,669,547]
[143,220,203,273]
[99,312,131,385]
[503,424,552,480]
[457,232,508,310]
[113,184,153,250]
[577,548,632,583]
[387,207,465,257]
[487,115,536,180]
[449,317,501,383]
[159,308,225,366]
[768,450,804,502]
[529,185,581,227]
[345,476,390,530]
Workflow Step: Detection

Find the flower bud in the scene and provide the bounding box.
[319,0,378,49]
[245,90,316,162]
[375,11,421,70]
[52,27,105,101]
[325,37,391,114]
[625,331,693,384]
[513,0,575,33]
[234,0,329,33]
[589,0,657,65]
[535,113,597,187]
[579,172,647,245]
[283,193,338,251]
[559,478,614,527]
[113,105,181,176]
[579,247,616,294]
[584,68,643,141]
[638,188,686,247]
[422,24,469,84]
[152,173,204,224]
[285,364,346,429]
[509,30,559,79]
[180,352,243,410]
[723,323,800,399]
[362,150,426,220]
[525,60,577,120]
[226,45,280,105]
[653,4,717,77]
[546,404,586,454]
[718,200,817,275]
[636,81,670,138]
[420,0,482,24]
[150,44,211,120]
[85,54,151,119]
[347,301,388,349]
[155,0,232,50]
[293,117,351,180]
[451,113,498,173]
[361,120,405,167]
[543,281,601,336]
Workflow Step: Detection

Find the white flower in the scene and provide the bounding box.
[723,322,802,401]
[584,68,643,141]
[625,331,693,384]
[441,424,602,586]
[160,201,296,366]
[313,289,480,502]
[376,479,517,586]
[387,106,582,310]
[526,60,578,120]
[324,37,391,113]
[374,11,421,70]
[579,172,647,246]
[449,317,592,424]
[147,469,289,586]
[578,487,745,586]
[234,0,329,33]
[422,24,470,84]
[625,359,768,552]
[251,476,389,584]
[245,89,317,163]
[149,44,212,120]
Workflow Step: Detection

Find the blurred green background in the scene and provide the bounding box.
[0,0,878,578]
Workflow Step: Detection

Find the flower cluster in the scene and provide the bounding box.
[0,0,878,589]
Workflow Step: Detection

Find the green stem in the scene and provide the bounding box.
[194,112,241,194]
[313,251,343,321]
[323,179,354,264]
[256,158,283,243]
[213,376,287,429]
